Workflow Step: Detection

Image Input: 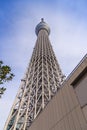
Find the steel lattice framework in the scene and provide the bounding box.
[4,19,65,130]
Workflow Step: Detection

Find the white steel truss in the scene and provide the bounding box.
[4,19,65,130]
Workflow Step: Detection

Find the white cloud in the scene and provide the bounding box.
[56,14,87,75]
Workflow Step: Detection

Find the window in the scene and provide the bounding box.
[72,68,87,107]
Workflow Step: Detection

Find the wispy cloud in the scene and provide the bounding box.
[50,12,87,75]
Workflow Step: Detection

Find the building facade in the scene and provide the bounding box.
[28,54,87,130]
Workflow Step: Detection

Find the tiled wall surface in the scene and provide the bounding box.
[28,56,87,130]
[28,83,87,130]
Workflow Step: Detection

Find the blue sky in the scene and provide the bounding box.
[0,0,87,129]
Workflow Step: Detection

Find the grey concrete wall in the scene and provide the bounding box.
[28,83,87,130]
[28,55,87,130]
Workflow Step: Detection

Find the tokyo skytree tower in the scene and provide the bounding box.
[4,18,65,130]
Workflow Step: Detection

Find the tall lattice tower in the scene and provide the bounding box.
[4,19,65,130]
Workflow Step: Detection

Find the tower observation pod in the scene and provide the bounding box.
[4,19,65,130]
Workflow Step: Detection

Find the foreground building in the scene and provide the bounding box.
[4,19,87,130]
[28,54,87,130]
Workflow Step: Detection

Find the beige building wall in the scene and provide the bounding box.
[28,54,87,130]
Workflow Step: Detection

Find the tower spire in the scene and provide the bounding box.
[4,19,65,130]
[41,18,44,22]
